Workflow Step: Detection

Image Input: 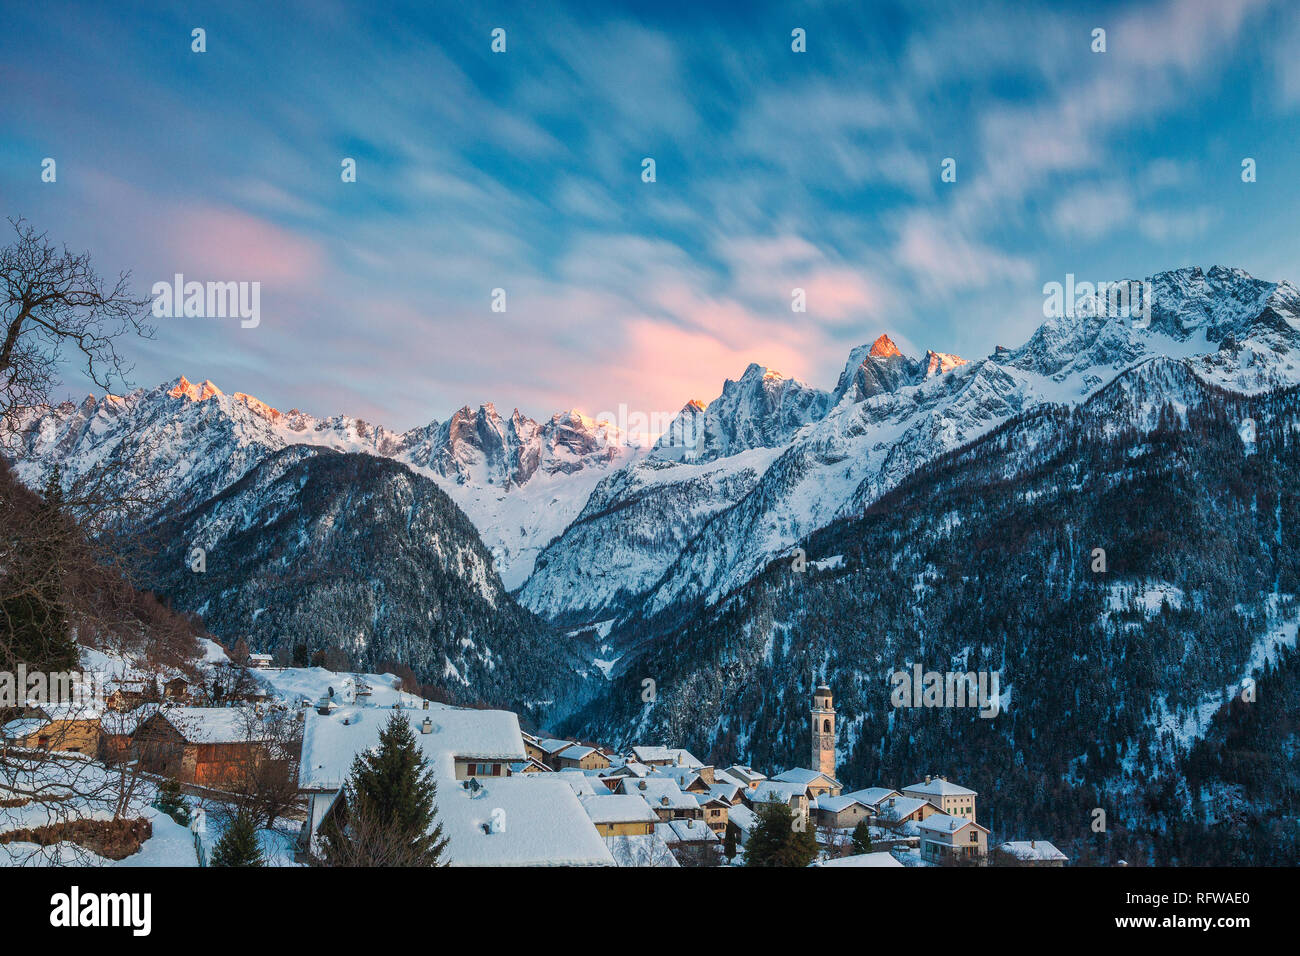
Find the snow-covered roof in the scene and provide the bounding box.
[728,804,758,832]
[751,781,807,804]
[843,787,900,807]
[655,819,718,845]
[619,777,697,810]
[156,707,267,744]
[100,704,161,736]
[875,796,932,820]
[604,760,653,778]
[724,765,767,783]
[706,782,744,804]
[440,775,613,866]
[811,793,869,813]
[630,745,703,767]
[999,840,1068,862]
[814,851,904,868]
[579,794,658,825]
[536,737,575,755]
[542,770,610,796]
[557,744,598,761]
[1,718,47,739]
[919,813,989,836]
[728,806,759,832]
[650,766,704,790]
[772,767,842,788]
[904,778,977,797]
[298,703,525,791]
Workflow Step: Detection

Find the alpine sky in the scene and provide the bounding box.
[1,0,1297,431]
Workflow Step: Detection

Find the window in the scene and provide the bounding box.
[969,830,979,843]
[822,719,830,732]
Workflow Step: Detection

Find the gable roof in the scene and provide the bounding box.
[153,707,267,744]
[772,767,842,789]
[919,813,990,836]
[875,796,932,821]
[655,819,718,845]
[630,746,703,767]
[811,793,870,814]
[580,794,658,825]
[724,765,767,784]
[751,781,807,804]
[904,778,977,797]
[843,787,901,808]
[618,777,697,810]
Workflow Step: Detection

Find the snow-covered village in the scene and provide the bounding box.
[1,640,1069,869]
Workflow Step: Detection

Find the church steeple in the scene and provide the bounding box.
[811,680,836,777]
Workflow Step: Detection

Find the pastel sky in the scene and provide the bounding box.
[1,0,1297,431]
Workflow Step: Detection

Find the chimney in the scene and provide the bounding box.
[925,775,931,784]
[421,717,432,734]
[422,699,429,710]
[1031,840,1036,848]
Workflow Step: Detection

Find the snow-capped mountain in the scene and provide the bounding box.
[655,363,832,463]
[6,376,637,589]
[9,265,1300,643]
[520,267,1300,632]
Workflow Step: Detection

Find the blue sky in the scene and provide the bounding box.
[1,0,1297,430]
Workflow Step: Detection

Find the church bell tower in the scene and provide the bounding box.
[812,682,836,777]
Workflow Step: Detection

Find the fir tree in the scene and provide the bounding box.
[321,712,448,866]
[724,820,739,860]
[850,818,874,855]
[155,779,189,825]
[744,802,818,867]
[211,810,264,867]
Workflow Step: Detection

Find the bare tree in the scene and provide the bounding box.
[0,217,152,431]
[228,706,303,829]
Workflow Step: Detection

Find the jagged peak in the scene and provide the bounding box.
[925,350,968,378]
[869,334,903,358]
[167,376,223,403]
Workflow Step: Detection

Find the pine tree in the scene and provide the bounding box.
[744,801,818,867]
[292,643,310,668]
[211,810,264,867]
[321,712,448,866]
[724,820,738,860]
[155,779,189,824]
[850,818,874,855]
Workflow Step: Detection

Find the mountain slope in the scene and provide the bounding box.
[137,446,584,717]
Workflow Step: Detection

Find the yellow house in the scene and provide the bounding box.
[579,794,658,836]
[1,704,101,755]
[902,776,977,822]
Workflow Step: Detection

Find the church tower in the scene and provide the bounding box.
[812,682,836,777]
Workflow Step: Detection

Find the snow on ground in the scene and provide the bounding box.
[1106,581,1185,616]
[1139,597,1299,764]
